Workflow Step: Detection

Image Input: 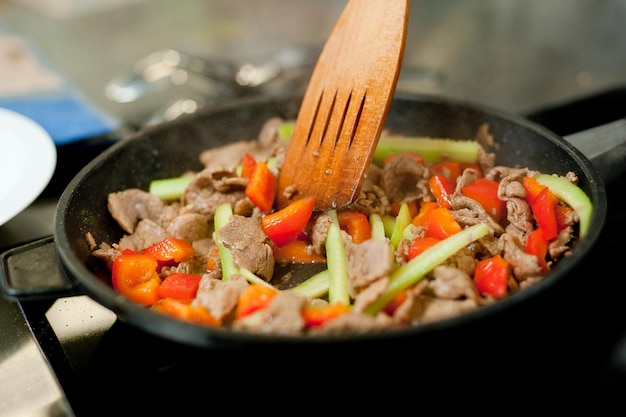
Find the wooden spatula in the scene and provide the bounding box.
[276,0,409,211]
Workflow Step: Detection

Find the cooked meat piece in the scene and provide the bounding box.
[308,212,333,255]
[549,225,574,259]
[117,219,169,252]
[352,277,390,313]
[346,239,393,296]
[195,274,249,320]
[500,233,542,281]
[415,296,480,324]
[350,184,392,216]
[218,214,274,281]
[181,168,247,219]
[429,265,479,301]
[91,241,120,269]
[166,212,212,242]
[441,248,478,277]
[232,291,306,334]
[504,197,534,244]
[381,154,430,202]
[107,189,166,234]
[309,310,394,335]
[450,194,505,235]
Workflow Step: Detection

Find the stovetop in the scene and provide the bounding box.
[2,89,626,415]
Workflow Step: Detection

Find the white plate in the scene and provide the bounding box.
[0,108,56,226]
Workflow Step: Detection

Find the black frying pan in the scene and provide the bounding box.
[53,92,624,351]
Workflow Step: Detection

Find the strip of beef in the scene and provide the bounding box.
[181,168,247,220]
[107,189,167,234]
[346,239,393,297]
[380,154,431,203]
[233,290,306,334]
[218,214,274,281]
[195,273,249,321]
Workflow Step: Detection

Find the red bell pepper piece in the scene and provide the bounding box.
[111,252,161,306]
[407,236,441,260]
[302,302,350,328]
[411,201,438,227]
[474,254,510,298]
[431,161,462,180]
[428,174,456,209]
[337,210,371,243]
[261,196,316,247]
[157,273,202,301]
[141,237,195,266]
[530,187,558,241]
[245,160,277,214]
[416,206,462,240]
[240,152,257,179]
[522,176,558,205]
[272,238,327,263]
[235,283,279,319]
[524,228,549,274]
[462,178,507,222]
[152,298,222,326]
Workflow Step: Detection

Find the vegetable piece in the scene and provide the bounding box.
[245,160,277,214]
[390,202,412,250]
[152,298,221,326]
[369,213,387,240]
[411,201,438,226]
[407,236,441,260]
[462,178,507,222]
[278,121,295,142]
[524,228,549,273]
[530,187,558,240]
[383,290,408,316]
[302,302,350,328]
[337,211,372,243]
[261,196,316,247]
[364,223,490,316]
[235,283,278,319]
[239,152,257,179]
[431,161,462,180]
[214,203,238,281]
[417,206,462,240]
[374,136,480,165]
[272,238,326,263]
[535,173,593,238]
[325,210,351,306]
[111,253,161,306]
[287,270,330,299]
[428,174,455,209]
[141,237,195,265]
[149,176,194,201]
[237,268,276,288]
[474,254,510,298]
[157,273,202,301]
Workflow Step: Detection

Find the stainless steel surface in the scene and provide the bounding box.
[0,0,625,415]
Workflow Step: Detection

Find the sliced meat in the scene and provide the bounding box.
[117,218,169,252]
[166,212,212,242]
[218,214,274,281]
[195,274,249,321]
[107,189,166,234]
[232,290,306,335]
[181,168,246,220]
[346,239,393,296]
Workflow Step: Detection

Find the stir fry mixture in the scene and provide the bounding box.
[88,117,592,335]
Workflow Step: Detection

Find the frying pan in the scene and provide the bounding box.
[52,92,624,351]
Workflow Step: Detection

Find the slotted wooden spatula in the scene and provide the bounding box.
[276,0,409,211]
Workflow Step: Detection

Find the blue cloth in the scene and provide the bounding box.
[0,95,115,146]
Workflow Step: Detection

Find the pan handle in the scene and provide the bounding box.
[0,236,79,301]
[564,118,626,185]
[523,86,626,185]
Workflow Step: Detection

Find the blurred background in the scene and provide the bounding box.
[2,0,626,129]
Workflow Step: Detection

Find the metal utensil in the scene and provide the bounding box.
[276,0,410,210]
